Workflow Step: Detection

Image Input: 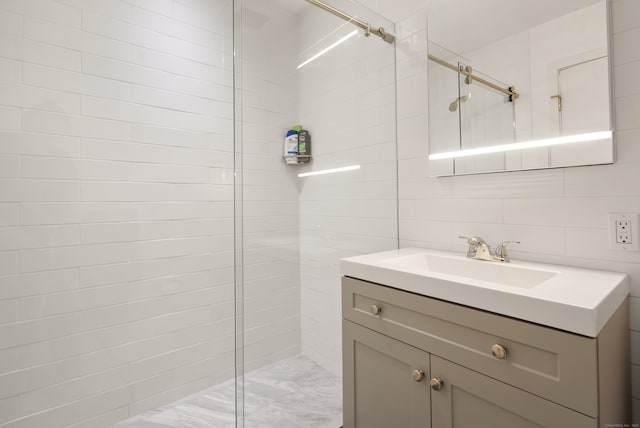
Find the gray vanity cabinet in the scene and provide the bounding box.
[343,320,430,428]
[342,276,630,428]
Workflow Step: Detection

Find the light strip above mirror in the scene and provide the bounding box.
[297,165,360,178]
[297,30,358,70]
[428,131,613,160]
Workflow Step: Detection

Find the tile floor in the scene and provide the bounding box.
[115,355,343,428]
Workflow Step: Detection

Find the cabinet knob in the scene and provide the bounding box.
[430,377,443,391]
[370,304,382,315]
[412,369,425,382]
[491,344,507,359]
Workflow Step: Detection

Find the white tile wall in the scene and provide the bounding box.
[397,0,640,421]
[0,1,236,427]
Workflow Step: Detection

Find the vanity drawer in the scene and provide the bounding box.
[342,276,598,417]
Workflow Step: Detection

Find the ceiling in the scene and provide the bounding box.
[428,0,604,54]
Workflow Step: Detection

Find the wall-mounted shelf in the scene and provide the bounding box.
[283,155,312,164]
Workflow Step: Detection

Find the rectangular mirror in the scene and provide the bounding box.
[427,0,614,176]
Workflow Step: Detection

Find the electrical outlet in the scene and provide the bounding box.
[609,213,640,251]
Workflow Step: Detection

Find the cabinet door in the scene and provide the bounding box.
[430,356,596,428]
[343,320,430,428]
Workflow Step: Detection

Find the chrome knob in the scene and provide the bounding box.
[412,369,425,382]
[491,344,507,359]
[430,377,443,391]
[370,304,381,315]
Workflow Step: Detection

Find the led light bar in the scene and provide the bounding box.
[297,165,361,178]
[297,30,358,70]
[428,131,613,160]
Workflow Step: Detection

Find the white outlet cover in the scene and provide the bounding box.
[609,212,640,251]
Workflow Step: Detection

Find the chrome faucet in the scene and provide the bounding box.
[459,236,520,263]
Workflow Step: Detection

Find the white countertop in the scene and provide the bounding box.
[341,248,629,337]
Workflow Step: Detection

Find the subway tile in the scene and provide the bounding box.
[615,93,640,131]
[131,124,214,150]
[130,46,220,82]
[0,312,78,350]
[80,138,214,167]
[0,269,78,300]
[130,5,223,50]
[565,163,640,197]
[612,0,640,34]
[0,131,80,158]
[66,407,129,428]
[132,84,232,118]
[22,110,131,140]
[18,270,224,321]
[24,17,132,62]
[20,202,133,225]
[614,61,640,99]
[0,349,18,375]
[0,10,22,36]
[0,179,81,202]
[19,366,128,416]
[0,397,18,424]
[129,237,211,261]
[503,197,640,228]
[18,306,212,368]
[0,0,80,28]
[124,0,173,16]
[613,27,640,66]
[0,224,79,250]
[0,36,81,71]
[0,203,19,226]
[566,227,640,264]
[82,11,175,54]
[0,300,17,325]
[19,242,130,273]
[0,81,80,114]
[0,58,21,82]
[0,155,19,178]
[21,157,131,181]
[23,63,131,101]
[81,96,232,134]
[0,106,20,131]
[57,0,132,21]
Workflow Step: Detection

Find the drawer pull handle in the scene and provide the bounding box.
[370,304,382,315]
[412,369,425,382]
[491,344,507,359]
[430,377,443,391]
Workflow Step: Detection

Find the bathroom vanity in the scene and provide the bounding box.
[341,248,630,428]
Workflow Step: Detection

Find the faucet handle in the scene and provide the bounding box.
[459,236,487,258]
[494,241,520,262]
[459,235,486,245]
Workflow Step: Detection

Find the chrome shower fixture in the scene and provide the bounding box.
[448,95,469,112]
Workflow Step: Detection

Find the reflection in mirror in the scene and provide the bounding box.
[427,0,614,176]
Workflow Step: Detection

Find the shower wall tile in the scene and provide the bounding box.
[396,0,640,421]
[0,0,236,426]
[0,106,20,131]
[0,36,82,71]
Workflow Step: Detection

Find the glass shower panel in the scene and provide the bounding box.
[237,0,398,425]
[0,1,238,427]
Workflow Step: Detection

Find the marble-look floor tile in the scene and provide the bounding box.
[115,355,342,428]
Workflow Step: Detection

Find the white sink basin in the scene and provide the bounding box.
[384,253,557,289]
[341,248,629,337]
